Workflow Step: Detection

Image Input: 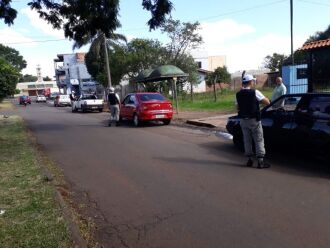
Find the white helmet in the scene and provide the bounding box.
[109,87,115,92]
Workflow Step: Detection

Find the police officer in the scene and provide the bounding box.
[236,74,270,168]
[107,87,121,127]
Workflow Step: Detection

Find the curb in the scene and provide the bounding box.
[186,120,216,128]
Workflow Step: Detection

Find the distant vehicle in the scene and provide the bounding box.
[226,93,330,159]
[54,94,71,107]
[71,94,104,112]
[49,92,60,100]
[36,95,46,103]
[120,92,173,127]
[19,95,31,105]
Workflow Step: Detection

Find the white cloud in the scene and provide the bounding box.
[0,28,35,48]
[198,19,307,72]
[200,19,256,45]
[21,8,64,38]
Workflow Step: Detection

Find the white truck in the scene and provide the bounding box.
[71,94,104,113]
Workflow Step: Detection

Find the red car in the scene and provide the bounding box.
[19,95,31,105]
[120,93,173,127]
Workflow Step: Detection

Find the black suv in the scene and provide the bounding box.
[226,93,330,159]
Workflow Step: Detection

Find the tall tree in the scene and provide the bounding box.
[0,0,173,47]
[306,24,330,43]
[126,38,167,76]
[263,53,288,72]
[0,44,27,70]
[161,19,203,63]
[0,58,20,102]
[206,66,231,102]
[85,33,126,87]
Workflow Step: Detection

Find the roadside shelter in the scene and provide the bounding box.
[133,65,188,113]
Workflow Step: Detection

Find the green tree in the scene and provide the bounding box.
[306,24,330,42]
[86,19,203,94]
[0,44,27,70]
[43,76,52,81]
[263,53,288,72]
[126,38,167,76]
[206,66,231,102]
[19,74,38,82]
[0,58,20,102]
[85,32,126,88]
[1,0,173,47]
[161,19,203,62]
[161,19,203,96]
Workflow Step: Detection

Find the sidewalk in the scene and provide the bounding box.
[172,111,234,132]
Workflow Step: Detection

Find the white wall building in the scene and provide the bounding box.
[192,50,227,72]
[184,50,227,93]
[16,81,58,96]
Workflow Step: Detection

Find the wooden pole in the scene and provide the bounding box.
[290,0,294,65]
[173,77,179,114]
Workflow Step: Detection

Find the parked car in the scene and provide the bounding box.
[19,95,31,105]
[120,92,173,127]
[36,95,47,102]
[71,94,104,112]
[226,93,330,159]
[54,94,71,107]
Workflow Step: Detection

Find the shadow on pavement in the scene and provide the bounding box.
[202,140,330,179]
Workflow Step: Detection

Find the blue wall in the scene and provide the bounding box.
[282,64,308,94]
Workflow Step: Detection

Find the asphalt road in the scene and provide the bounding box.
[14,101,330,248]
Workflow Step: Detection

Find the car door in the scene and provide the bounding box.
[261,95,302,147]
[121,95,132,119]
[294,95,330,153]
[126,95,137,119]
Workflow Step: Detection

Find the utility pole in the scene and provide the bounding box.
[103,33,112,88]
[290,0,294,65]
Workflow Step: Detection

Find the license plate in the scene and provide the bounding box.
[155,114,165,118]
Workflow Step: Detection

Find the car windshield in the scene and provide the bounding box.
[81,95,97,100]
[139,94,166,102]
[60,95,69,99]
[38,95,45,97]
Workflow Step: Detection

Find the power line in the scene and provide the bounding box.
[120,0,287,31]
[3,38,67,45]
[298,0,330,7]
[1,0,296,44]
[198,0,287,21]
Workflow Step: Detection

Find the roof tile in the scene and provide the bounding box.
[300,38,330,51]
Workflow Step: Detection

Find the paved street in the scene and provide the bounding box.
[15,102,330,248]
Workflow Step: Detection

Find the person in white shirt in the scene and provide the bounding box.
[236,74,270,168]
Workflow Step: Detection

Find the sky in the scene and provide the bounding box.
[1,0,330,78]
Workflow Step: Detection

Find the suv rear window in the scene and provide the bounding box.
[139,94,165,102]
[81,95,97,100]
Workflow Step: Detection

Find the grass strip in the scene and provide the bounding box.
[175,87,273,112]
[0,100,14,110]
[0,115,71,248]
